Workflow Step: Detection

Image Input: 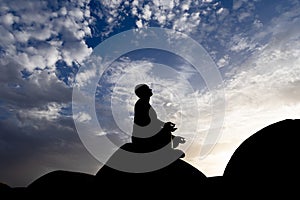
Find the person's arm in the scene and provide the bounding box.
[172,135,186,148]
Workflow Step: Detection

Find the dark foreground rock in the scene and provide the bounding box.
[2,119,298,197]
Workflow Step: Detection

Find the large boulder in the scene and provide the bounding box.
[96,143,207,191]
[224,119,298,189]
[27,170,95,194]
[22,143,207,196]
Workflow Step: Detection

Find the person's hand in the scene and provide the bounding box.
[172,136,186,148]
[164,122,177,132]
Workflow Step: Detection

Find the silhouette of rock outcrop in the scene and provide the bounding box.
[0,182,11,192]
[2,119,298,197]
[223,119,298,192]
[96,143,207,189]
[20,143,205,196]
[28,170,95,193]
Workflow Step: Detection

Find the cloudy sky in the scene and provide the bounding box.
[1,0,300,187]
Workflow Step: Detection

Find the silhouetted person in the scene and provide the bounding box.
[132,84,185,155]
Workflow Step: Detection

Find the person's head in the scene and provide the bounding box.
[135,84,153,99]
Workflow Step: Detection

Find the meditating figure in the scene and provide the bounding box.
[132,84,185,155]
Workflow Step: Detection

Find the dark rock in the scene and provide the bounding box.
[2,119,298,197]
[223,119,298,194]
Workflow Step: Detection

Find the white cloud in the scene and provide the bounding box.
[216,7,224,14]
[238,11,251,22]
[142,4,152,21]
[73,54,104,88]
[229,35,253,52]
[253,19,263,28]
[136,19,144,29]
[1,13,19,26]
[0,60,72,110]
[17,103,64,123]
[74,112,92,123]
[217,54,230,68]
[96,131,107,137]
[75,63,98,87]
[172,12,201,33]
[132,0,139,7]
[181,3,190,12]
[61,40,92,66]
[0,0,93,71]
[99,0,222,35]
[100,0,124,22]
[233,0,244,10]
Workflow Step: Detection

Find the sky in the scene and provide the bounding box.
[1,0,300,187]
